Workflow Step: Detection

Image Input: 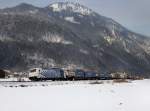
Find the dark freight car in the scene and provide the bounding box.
[84,71,97,79]
[74,70,97,80]
[99,74,112,80]
[75,69,85,79]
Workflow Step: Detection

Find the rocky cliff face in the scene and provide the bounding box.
[0,2,150,77]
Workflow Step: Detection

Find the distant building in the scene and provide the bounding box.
[0,69,7,78]
[0,69,12,78]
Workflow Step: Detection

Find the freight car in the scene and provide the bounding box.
[74,69,85,80]
[98,74,112,80]
[29,68,65,81]
[84,71,97,80]
[74,69,97,80]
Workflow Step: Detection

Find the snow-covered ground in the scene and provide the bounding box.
[0,80,150,111]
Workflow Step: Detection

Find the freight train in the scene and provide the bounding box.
[28,68,128,81]
[29,68,100,81]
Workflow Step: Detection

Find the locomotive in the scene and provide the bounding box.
[29,68,65,81]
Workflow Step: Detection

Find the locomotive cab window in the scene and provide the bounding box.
[30,69,36,72]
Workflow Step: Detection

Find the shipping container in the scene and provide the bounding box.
[84,71,97,79]
[75,69,85,79]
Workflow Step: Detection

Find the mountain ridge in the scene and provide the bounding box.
[0,2,150,77]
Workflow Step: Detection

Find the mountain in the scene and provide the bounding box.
[0,2,150,77]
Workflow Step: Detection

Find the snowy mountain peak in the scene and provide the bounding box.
[48,2,94,15]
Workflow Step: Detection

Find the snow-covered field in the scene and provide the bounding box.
[0,80,150,111]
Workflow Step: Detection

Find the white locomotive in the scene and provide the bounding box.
[29,68,65,81]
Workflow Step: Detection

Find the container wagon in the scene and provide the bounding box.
[84,71,97,80]
[99,74,112,80]
[74,69,97,80]
[74,69,85,80]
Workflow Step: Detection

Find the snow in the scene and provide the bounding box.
[79,49,89,54]
[49,2,94,15]
[0,78,18,81]
[25,53,57,67]
[90,21,95,27]
[112,24,117,38]
[93,44,99,48]
[64,17,80,24]
[42,33,73,45]
[0,80,150,111]
[123,41,130,53]
[104,36,116,44]
[50,3,60,12]
[0,35,14,42]
[29,9,38,14]
[0,78,30,82]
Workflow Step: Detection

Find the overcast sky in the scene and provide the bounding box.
[0,0,150,36]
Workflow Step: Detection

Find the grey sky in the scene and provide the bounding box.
[0,0,150,36]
